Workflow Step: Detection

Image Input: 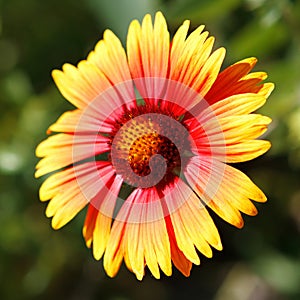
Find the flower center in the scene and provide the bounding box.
[129,132,180,177]
[111,109,190,188]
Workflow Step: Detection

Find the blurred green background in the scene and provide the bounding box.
[1,0,300,299]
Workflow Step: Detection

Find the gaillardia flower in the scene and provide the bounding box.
[35,12,274,280]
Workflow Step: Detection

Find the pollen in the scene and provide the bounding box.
[128,132,180,177]
[110,110,190,188]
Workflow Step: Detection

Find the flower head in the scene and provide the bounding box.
[35,11,274,280]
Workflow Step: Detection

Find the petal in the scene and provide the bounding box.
[52,61,111,109]
[164,214,192,277]
[257,82,275,98]
[170,27,209,87]
[47,110,82,134]
[222,140,271,163]
[170,23,206,76]
[104,187,172,280]
[192,139,270,164]
[169,22,226,97]
[83,174,123,260]
[185,157,243,227]
[163,181,200,265]
[47,109,115,134]
[205,57,258,103]
[143,199,173,278]
[194,93,268,125]
[127,12,170,103]
[190,114,272,149]
[88,30,136,109]
[35,133,110,177]
[161,25,219,114]
[53,33,135,111]
[89,30,132,87]
[42,162,115,229]
[185,157,267,228]
[194,47,226,97]
[212,114,271,144]
[205,58,275,106]
[170,20,193,68]
[103,215,125,278]
[39,160,111,201]
[162,178,222,265]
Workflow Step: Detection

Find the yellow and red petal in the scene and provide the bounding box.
[197,114,271,145]
[52,61,110,109]
[35,133,110,177]
[88,30,132,86]
[47,109,115,134]
[204,56,274,105]
[170,26,209,86]
[164,214,193,277]
[127,12,170,103]
[190,114,271,163]
[163,177,222,259]
[169,21,226,98]
[83,174,123,260]
[53,32,135,111]
[88,30,136,109]
[104,187,172,280]
[185,156,267,228]
[205,57,258,103]
[42,162,115,229]
[194,93,268,126]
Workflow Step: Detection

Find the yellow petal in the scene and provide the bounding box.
[194,114,272,147]
[35,133,110,177]
[197,93,267,125]
[185,157,267,228]
[205,57,258,103]
[52,61,109,109]
[50,191,88,229]
[92,175,123,260]
[127,12,170,102]
[195,47,226,96]
[43,163,115,229]
[223,140,271,163]
[88,30,135,102]
[257,82,275,98]
[103,218,125,278]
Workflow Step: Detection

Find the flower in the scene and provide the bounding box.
[35,11,274,280]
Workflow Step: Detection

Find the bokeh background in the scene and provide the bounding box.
[1,0,300,299]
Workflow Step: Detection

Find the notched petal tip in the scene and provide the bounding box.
[217,46,226,58]
[261,82,275,98]
[240,57,258,66]
[262,140,272,153]
[93,247,104,261]
[236,218,245,229]
[51,69,62,81]
[39,186,50,202]
[50,213,70,230]
[215,240,223,251]
[253,188,268,203]
[50,217,63,230]
[181,268,191,277]
[35,140,47,158]
[135,271,145,281]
